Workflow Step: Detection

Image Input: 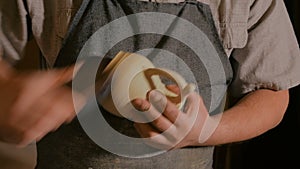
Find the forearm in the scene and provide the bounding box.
[202,89,289,146]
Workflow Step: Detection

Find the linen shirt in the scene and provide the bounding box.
[1,0,300,98]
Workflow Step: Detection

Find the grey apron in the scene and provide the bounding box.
[36,0,232,168]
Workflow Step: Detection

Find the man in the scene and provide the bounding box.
[0,0,299,168]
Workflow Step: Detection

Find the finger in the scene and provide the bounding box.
[13,91,55,132]
[149,111,173,133]
[12,66,75,114]
[69,90,87,118]
[147,91,174,131]
[145,106,173,132]
[134,123,160,138]
[132,97,173,132]
[37,86,76,128]
[47,64,75,87]
[21,86,75,145]
[165,84,180,95]
[149,90,179,124]
[27,65,75,90]
[135,108,178,143]
[3,88,58,145]
[134,123,175,150]
[148,90,167,113]
[131,98,151,112]
[184,92,201,117]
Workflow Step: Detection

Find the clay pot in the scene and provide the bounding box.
[96,51,195,118]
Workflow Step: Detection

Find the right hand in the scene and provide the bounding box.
[132,85,209,150]
[0,60,85,147]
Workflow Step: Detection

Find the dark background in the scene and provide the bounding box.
[214,1,300,169]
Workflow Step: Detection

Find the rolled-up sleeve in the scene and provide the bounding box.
[0,0,29,63]
[228,0,300,98]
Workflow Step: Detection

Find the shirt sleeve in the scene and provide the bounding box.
[0,0,29,64]
[228,0,300,98]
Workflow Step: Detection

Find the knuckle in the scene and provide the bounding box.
[3,117,21,135]
[148,131,157,138]
[152,120,169,131]
[151,119,161,127]
[4,128,31,145]
[65,114,75,124]
[141,131,150,138]
[19,129,31,142]
[62,110,75,124]
[165,106,177,114]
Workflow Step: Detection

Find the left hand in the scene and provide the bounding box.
[132,85,210,150]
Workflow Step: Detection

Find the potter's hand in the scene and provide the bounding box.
[132,85,210,150]
[0,60,85,147]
